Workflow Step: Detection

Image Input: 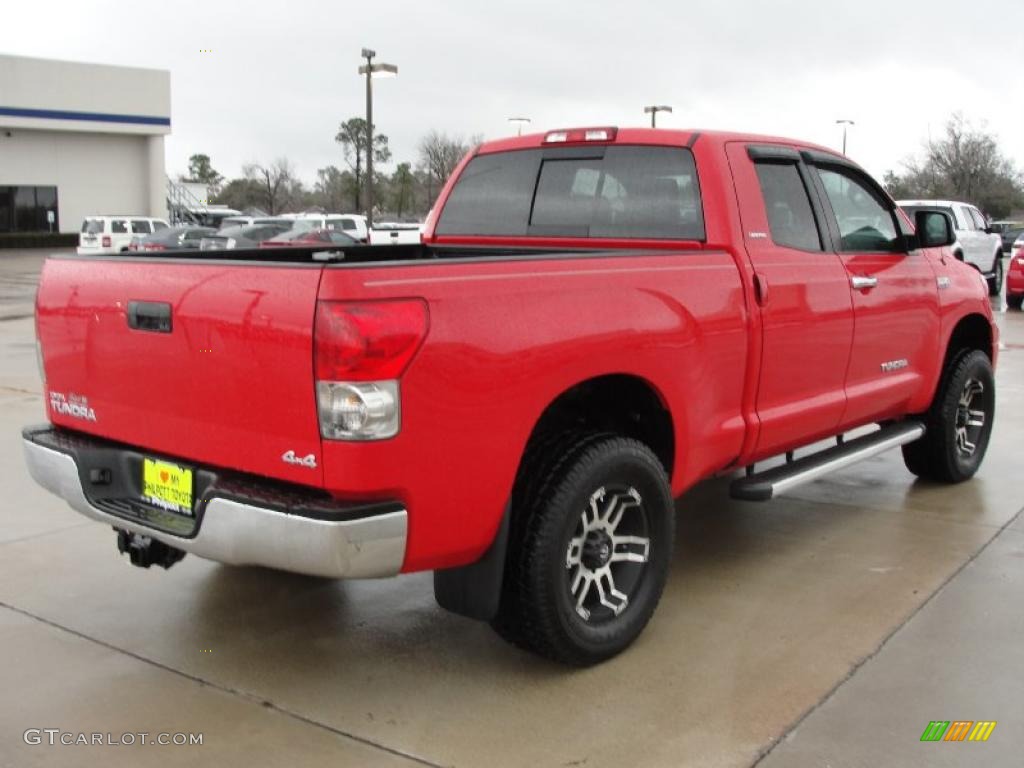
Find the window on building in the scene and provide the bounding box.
[0,186,59,233]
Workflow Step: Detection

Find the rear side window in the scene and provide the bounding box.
[152,221,168,231]
[110,220,128,234]
[436,146,704,240]
[131,220,152,234]
[436,150,543,236]
[753,163,822,252]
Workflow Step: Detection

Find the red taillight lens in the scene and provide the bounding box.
[102,236,111,247]
[315,300,428,381]
[143,243,166,251]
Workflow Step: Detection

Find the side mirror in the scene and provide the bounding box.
[915,210,956,248]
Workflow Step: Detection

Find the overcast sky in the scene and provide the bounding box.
[3,0,1022,188]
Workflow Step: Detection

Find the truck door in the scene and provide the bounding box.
[726,143,854,457]
[806,158,941,426]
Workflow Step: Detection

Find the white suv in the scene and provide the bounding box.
[78,216,170,255]
[897,200,1004,295]
[281,213,369,243]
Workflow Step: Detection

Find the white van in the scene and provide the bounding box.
[283,213,369,243]
[78,216,170,255]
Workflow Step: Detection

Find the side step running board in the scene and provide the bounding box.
[730,421,926,501]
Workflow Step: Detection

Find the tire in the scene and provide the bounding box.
[902,349,995,483]
[1008,293,1023,310]
[987,256,1003,296]
[492,435,674,666]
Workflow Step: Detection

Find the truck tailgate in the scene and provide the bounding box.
[36,256,326,487]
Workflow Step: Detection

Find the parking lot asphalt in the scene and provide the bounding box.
[0,250,1021,767]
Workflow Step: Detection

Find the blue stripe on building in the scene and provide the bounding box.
[0,106,170,127]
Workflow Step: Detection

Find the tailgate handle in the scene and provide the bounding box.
[127,301,172,333]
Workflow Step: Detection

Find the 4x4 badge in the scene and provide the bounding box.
[281,450,317,469]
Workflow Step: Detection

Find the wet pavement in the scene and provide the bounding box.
[0,250,1021,767]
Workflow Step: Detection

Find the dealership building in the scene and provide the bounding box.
[0,54,170,235]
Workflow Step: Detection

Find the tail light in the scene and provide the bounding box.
[143,243,166,251]
[102,236,111,247]
[314,299,428,440]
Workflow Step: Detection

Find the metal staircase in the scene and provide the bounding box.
[166,179,208,225]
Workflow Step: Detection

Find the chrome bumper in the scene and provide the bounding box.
[22,438,407,579]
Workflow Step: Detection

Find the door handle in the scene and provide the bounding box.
[850,275,878,291]
[127,301,172,333]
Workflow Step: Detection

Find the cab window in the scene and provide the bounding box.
[816,167,899,252]
[753,162,823,252]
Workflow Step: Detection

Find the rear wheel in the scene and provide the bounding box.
[1008,293,1023,310]
[492,435,674,666]
[902,349,995,482]
[987,256,1003,296]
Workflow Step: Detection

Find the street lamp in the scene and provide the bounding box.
[643,105,673,127]
[358,48,397,229]
[836,119,855,155]
[508,117,531,136]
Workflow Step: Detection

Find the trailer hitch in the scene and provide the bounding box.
[115,529,186,569]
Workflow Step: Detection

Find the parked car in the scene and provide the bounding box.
[990,220,1024,254]
[199,223,293,250]
[369,222,423,246]
[27,127,996,665]
[129,226,217,252]
[78,216,169,255]
[897,200,1004,295]
[217,216,290,230]
[282,213,369,242]
[260,228,359,248]
[1008,236,1024,309]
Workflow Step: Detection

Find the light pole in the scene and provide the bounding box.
[643,105,673,127]
[358,48,397,228]
[836,119,854,155]
[508,117,531,136]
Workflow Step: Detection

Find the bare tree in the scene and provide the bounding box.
[418,131,481,204]
[884,114,1023,218]
[243,158,296,215]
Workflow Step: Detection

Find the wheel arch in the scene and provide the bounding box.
[518,373,676,483]
[945,312,994,364]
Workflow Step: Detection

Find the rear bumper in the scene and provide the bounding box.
[21,426,407,579]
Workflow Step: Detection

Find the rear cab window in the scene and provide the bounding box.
[436,145,705,241]
[82,219,105,234]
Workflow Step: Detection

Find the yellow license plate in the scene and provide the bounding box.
[142,458,194,515]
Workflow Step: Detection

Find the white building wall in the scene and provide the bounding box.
[0,54,170,234]
[0,129,161,232]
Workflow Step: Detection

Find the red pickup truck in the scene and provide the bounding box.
[24,127,997,665]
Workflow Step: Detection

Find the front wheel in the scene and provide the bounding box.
[988,257,1003,296]
[902,349,995,482]
[493,435,674,666]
